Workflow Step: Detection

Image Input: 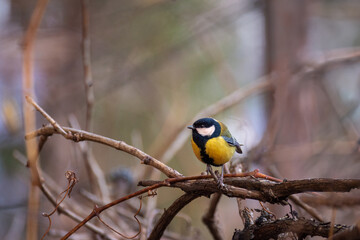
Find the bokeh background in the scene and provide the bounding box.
[1,0,360,239]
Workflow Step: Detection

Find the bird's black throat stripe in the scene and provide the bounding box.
[191,121,222,167]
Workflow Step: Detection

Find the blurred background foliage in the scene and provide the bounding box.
[1,0,360,239]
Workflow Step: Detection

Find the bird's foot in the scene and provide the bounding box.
[206,164,213,175]
[207,165,228,191]
[216,172,228,191]
[218,182,228,191]
[212,170,228,191]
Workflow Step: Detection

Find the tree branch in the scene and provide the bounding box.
[333,220,360,240]
[68,115,111,203]
[26,124,182,178]
[39,183,117,240]
[139,178,360,203]
[148,193,199,240]
[202,193,223,240]
[14,150,117,240]
[61,180,174,239]
[25,96,68,137]
[232,217,350,240]
[60,171,271,239]
[305,48,360,73]
[22,1,49,239]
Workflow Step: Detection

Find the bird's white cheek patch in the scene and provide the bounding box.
[196,125,215,136]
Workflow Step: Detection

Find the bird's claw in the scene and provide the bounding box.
[206,164,228,190]
[217,179,228,191]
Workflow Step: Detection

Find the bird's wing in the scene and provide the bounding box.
[222,136,243,154]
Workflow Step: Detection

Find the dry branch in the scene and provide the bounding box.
[26,124,182,178]
[202,193,223,240]
[59,171,275,239]
[148,193,199,240]
[232,217,350,240]
[60,181,172,239]
[139,178,360,203]
[68,115,111,203]
[305,48,360,73]
[14,142,119,239]
[333,220,360,240]
[25,96,68,137]
[40,183,117,240]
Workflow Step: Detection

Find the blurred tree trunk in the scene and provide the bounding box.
[258,0,310,220]
[264,0,307,74]
[259,0,310,177]
[262,0,309,148]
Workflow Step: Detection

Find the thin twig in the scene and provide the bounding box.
[25,96,68,137]
[81,190,191,240]
[26,124,182,178]
[259,201,276,218]
[81,0,94,132]
[305,48,360,72]
[41,171,78,240]
[40,183,117,240]
[13,151,117,240]
[61,181,170,239]
[68,115,111,203]
[25,98,182,178]
[22,0,49,239]
[95,197,142,239]
[80,189,145,229]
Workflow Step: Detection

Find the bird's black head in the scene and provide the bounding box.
[192,118,216,128]
[187,118,220,138]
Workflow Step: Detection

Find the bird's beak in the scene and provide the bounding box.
[187,125,195,130]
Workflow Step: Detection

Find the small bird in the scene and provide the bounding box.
[188,117,242,187]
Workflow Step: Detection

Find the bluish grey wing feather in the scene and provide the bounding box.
[222,136,243,154]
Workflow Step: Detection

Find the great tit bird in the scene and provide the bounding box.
[188,117,242,187]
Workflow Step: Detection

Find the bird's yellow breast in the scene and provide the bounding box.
[205,137,235,165]
[191,136,235,166]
